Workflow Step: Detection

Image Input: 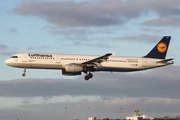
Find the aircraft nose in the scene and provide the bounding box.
[5,59,11,66]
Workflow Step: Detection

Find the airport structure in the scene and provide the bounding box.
[88,110,153,120]
[88,110,180,120]
[126,110,154,120]
[88,117,97,120]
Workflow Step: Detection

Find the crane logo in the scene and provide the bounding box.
[157,42,167,53]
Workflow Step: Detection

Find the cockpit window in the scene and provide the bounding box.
[11,56,18,58]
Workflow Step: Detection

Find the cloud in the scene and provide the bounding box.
[13,0,122,27]
[8,28,18,34]
[0,44,8,50]
[0,96,180,120]
[0,51,16,56]
[42,25,164,45]
[42,25,117,43]
[12,0,180,28]
[0,62,179,119]
[142,17,180,27]
[42,26,88,36]
[85,43,111,48]
[27,45,52,51]
[117,34,162,43]
[0,65,179,98]
[0,44,17,56]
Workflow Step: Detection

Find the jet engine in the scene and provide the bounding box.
[62,64,83,76]
[65,64,83,72]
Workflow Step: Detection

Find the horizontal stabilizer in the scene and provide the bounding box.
[156,58,174,63]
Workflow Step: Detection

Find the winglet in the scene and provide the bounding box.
[144,36,171,59]
[111,51,116,56]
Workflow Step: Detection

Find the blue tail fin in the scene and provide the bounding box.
[144,36,171,59]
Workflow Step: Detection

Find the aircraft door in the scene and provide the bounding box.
[56,55,61,63]
[22,53,27,62]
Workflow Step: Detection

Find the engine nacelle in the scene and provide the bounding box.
[64,64,83,72]
[62,64,83,76]
[62,69,81,76]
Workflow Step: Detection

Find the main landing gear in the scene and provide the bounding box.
[84,72,93,81]
[22,68,26,77]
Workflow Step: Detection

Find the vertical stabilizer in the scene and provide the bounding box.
[144,36,171,59]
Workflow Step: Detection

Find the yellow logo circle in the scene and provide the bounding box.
[157,42,167,53]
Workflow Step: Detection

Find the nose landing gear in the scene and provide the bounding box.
[84,72,93,81]
[22,68,26,77]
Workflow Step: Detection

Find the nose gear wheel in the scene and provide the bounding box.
[22,68,26,77]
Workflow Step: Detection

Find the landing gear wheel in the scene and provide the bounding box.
[84,72,93,81]
[22,73,26,77]
[22,68,26,77]
[85,75,89,81]
[89,73,93,78]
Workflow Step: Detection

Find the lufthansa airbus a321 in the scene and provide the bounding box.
[5,36,174,80]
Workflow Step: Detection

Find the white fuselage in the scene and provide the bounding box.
[5,53,173,72]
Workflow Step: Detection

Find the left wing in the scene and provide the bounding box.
[81,53,112,67]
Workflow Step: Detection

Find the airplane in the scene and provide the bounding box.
[5,36,173,80]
